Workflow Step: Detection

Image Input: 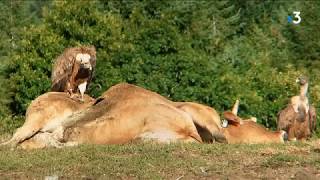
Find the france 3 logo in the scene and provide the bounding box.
[288,11,301,25]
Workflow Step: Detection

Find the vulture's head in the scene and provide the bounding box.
[76,53,92,70]
[73,46,96,71]
[295,76,308,85]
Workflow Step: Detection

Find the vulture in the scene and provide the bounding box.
[291,76,309,114]
[51,46,96,101]
[277,76,317,140]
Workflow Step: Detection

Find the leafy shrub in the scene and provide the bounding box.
[1,0,319,136]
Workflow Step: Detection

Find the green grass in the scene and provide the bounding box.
[0,141,320,179]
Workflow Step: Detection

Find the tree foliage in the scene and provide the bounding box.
[1,0,319,134]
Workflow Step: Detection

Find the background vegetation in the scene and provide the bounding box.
[0,0,319,135]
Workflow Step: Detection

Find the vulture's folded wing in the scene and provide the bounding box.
[51,51,75,91]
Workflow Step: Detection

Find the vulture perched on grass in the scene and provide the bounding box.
[277,76,317,140]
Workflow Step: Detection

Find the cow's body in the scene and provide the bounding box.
[4,83,287,149]
[11,83,202,149]
[58,83,202,144]
[174,102,225,143]
[176,104,286,144]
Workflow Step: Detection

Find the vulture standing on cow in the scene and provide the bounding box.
[277,76,317,140]
[51,46,96,101]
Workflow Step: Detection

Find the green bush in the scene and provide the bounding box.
[1,0,320,136]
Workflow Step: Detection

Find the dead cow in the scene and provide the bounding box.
[4,83,203,149]
[176,100,287,144]
[222,111,287,144]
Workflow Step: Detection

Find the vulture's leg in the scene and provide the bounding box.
[287,127,297,141]
[66,82,76,99]
[78,81,87,102]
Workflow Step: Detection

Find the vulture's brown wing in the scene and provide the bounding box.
[309,105,317,132]
[51,49,76,92]
[277,105,296,131]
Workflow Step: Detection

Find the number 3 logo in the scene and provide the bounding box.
[293,11,301,24]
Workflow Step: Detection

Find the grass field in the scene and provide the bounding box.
[0,140,320,179]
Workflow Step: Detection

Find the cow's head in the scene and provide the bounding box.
[221,100,288,144]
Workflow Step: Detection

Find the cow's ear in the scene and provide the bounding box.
[223,111,241,126]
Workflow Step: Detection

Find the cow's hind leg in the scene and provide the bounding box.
[0,112,46,147]
[1,123,42,147]
[19,132,71,149]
